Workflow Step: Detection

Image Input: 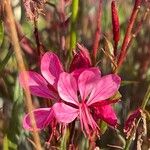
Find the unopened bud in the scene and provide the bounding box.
[111,1,120,43]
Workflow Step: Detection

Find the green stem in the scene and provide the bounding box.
[124,84,150,150]
[141,85,150,109]
[69,0,79,58]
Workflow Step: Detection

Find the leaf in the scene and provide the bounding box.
[3,135,9,150]
[0,50,14,74]
[3,135,17,150]
[110,91,122,101]
[99,120,108,134]
[13,77,23,102]
[0,20,4,46]
[104,36,114,58]
[6,79,24,148]
[60,127,70,150]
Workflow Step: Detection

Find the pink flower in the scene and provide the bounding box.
[53,69,121,136]
[19,52,64,130]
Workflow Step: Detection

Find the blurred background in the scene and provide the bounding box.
[0,0,150,149]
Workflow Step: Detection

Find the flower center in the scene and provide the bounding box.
[79,102,99,136]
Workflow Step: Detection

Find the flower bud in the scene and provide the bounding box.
[111,1,120,43]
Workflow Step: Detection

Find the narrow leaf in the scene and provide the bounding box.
[60,127,70,150]
[0,20,4,46]
[0,50,14,74]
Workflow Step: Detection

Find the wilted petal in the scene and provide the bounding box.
[94,104,117,126]
[78,69,100,101]
[23,108,54,131]
[53,102,79,123]
[19,71,58,99]
[87,74,121,106]
[69,44,91,72]
[58,72,79,105]
[124,108,142,136]
[41,52,64,87]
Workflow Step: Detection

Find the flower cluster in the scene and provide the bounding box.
[19,47,121,137]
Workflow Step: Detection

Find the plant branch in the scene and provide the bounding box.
[33,17,42,56]
[3,0,42,149]
[115,0,142,73]
[92,0,102,64]
[69,0,79,58]
[125,7,149,51]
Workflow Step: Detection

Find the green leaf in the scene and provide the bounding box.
[3,135,9,150]
[0,20,4,46]
[5,79,24,148]
[60,127,70,150]
[3,135,17,150]
[13,78,23,102]
[111,91,122,101]
[99,121,108,134]
[0,50,13,74]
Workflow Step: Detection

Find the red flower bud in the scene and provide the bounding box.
[111,1,120,43]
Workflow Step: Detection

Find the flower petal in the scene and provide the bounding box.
[19,71,58,99]
[58,72,79,105]
[72,67,101,81]
[23,108,54,131]
[53,102,79,123]
[78,68,101,101]
[94,105,117,126]
[69,44,91,72]
[41,52,64,87]
[87,74,121,105]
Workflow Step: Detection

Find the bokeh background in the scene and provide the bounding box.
[0,0,150,149]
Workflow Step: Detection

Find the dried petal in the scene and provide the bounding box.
[124,108,142,138]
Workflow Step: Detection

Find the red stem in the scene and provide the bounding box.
[116,0,142,72]
[92,0,102,64]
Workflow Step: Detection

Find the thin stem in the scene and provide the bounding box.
[69,0,79,58]
[4,0,42,149]
[92,0,102,64]
[34,18,42,56]
[127,8,149,49]
[115,0,142,73]
[141,85,150,109]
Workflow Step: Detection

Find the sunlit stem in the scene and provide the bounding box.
[69,0,79,59]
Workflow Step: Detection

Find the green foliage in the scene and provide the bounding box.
[99,121,108,134]
[60,127,70,150]
[0,50,14,74]
[0,20,4,46]
[3,79,24,150]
